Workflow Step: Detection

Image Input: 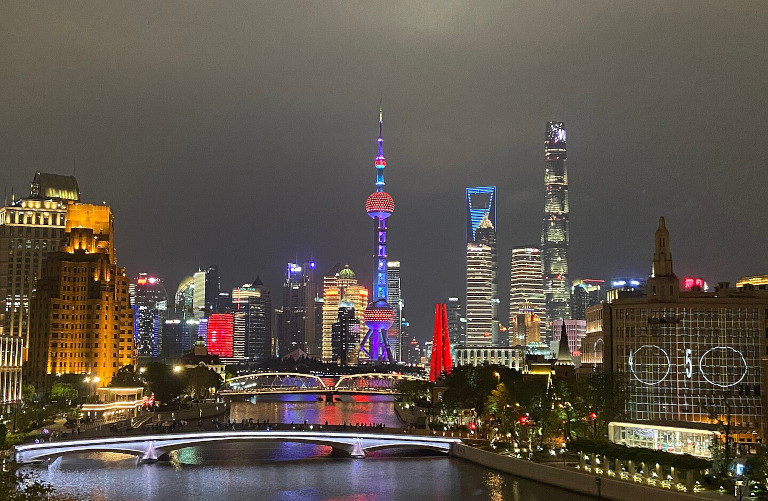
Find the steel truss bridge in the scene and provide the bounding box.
[221,372,423,396]
[15,431,461,464]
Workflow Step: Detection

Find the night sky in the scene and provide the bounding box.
[2,2,766,340]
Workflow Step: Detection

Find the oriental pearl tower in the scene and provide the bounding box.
[360,108,395,363]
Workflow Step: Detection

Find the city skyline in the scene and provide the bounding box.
[2,3,766,339]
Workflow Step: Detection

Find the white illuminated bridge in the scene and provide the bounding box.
[15,431,461,464]
[222,372,424,396]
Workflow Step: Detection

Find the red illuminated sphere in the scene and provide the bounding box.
[364,299,394,329]
[365,192,394,219]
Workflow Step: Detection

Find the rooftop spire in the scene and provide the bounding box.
[375,106,386,192]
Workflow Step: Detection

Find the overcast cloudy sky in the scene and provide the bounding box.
[2,2,766,338]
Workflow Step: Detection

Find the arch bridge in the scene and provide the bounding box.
[222,372,424,396]
[14,431,460,464]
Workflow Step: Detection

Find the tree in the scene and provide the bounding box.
[571,370,628,439]
[21,384,35,403]
[702,390,736,464]
[185,366,222,398]
[397,379,433,407]
[142,362,185,404]
[50,383,78,409]
[109,365,144,388]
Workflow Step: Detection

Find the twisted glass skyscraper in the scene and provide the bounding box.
[541,122,570,331]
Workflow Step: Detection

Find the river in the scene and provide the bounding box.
[33,395,597,500]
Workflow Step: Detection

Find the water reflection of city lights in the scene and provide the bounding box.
[484,471,505,501]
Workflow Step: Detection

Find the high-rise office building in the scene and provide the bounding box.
[386,260,403,361]
[277,261,317,356]
[509,246,546,337]
[193,265,219,319]
[446,297,466,347]
[27,203,135,386]
[466,239,494,346]
[132,274,167,358]
[331,300,358,365]
[174,276,196,353]
[541,121,570,326]
[466,207,497,346]
[510,302,542,346]
[361,108,395,363]
[0,172,79,404]
[321,265,368,363]
[231,277,272,363]
[570,279,606,320]
[465,187,498,346]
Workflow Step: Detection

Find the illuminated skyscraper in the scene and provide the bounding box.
[321,265,368,363]
[386,260,403,361]
[446,297,466,347]
[206,313,234,358]
[193,265,219,319]
[277,261,317,356]
[466,186,496,243]
[541,121,570,326]
[466,209,498,346]
[570,279,606,320]
[0,172,79,404]
[509,246,546,337]
[28,203,135,386]
[132,274,168,358]
[232,277,272,363]
[361,108,395,363]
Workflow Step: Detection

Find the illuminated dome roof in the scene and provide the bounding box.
[365,191,394,218]
[338,265,356,279]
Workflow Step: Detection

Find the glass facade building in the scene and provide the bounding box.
[541,122,570,327]
[509,246,546,339]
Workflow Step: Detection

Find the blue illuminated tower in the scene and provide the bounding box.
[360,108,395,363]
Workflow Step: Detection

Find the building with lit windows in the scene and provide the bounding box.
[466,187,499,346]
[206,313,234,359]
[0,172,79,405]
[331,300,358,365]
[510,302,542,346]
[541,122,570,327]
[27,203,135,386]
[454,346,524,370]
[586,217,768,450]
[321,265,368,363]
[466,237,494,346]
[550,319,586,355]
[231,277,272,363]
[737,275,768,290]
[386,260,403,361]
[446,297,465,347]
[132,274,167,358]
[509,246,546,338]
[277,262,317,356]
[193,265,219,320]
[570,279,606,321]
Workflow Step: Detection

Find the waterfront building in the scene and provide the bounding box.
[387,260,403,361]
[509,246,546,339]
[132,274,167,359]
[231,277,272,363]
[277,261,317,356]
[0,172,79,404]
[586,217,768,450]
[193,265,219,319]
[27,203,135,386]
[570,278,606,321]
[321,265,368,363]
[361,108,395,363]
[541,122,570,326]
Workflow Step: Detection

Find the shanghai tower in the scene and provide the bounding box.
[541,121,570,331]
[360,108,395,362]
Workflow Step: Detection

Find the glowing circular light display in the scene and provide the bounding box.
[365,192,394,218]
[628,345,671,386]
[698,346,748,388]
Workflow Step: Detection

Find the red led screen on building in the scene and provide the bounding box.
[207,313,234,358]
